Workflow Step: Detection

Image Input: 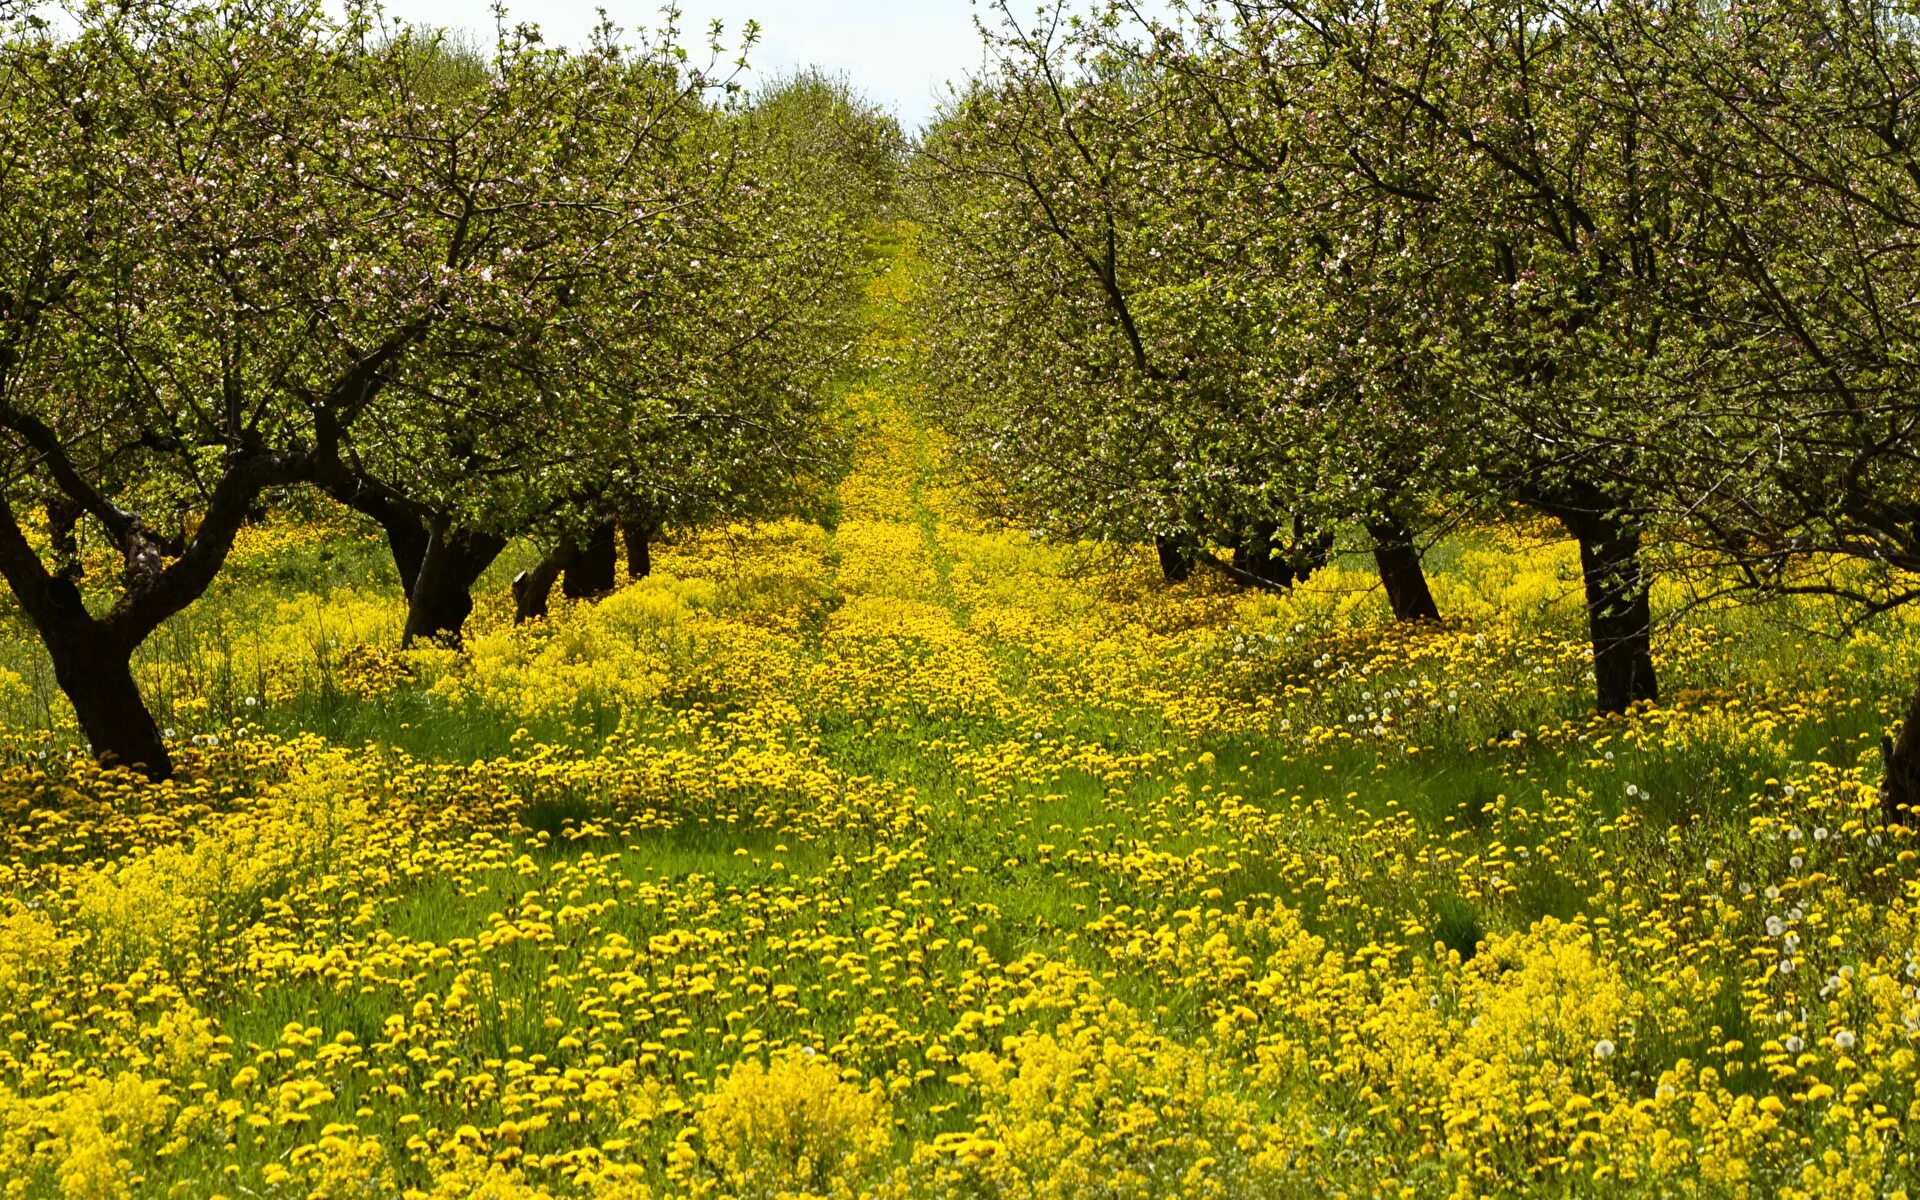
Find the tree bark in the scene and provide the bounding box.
[1563,516,1658,714]
[1881,678,1920,827]
[1156,534,1195,583]
[1367,515,1441,622]
[622,517,659,581]
[513,540,574,623]
[385,516,431,599]
[0,451,297,781]
[401,524,506,646]
[315,474,430,596]
[49,628,170,778]
[1521,483,1660,715]
[563,519,618,599]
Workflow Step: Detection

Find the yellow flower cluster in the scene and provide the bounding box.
[692,1051,891,1197]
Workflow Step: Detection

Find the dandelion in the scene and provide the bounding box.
[1593,1038,1616,1059]
[1834,1030,1856,1051]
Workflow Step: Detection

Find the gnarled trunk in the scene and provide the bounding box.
[1367,514,1441,622]
[385,517,431,599]
[0,455,297,782]
[50,627,170,778]
[311,470,431,598]
[1523,483,1659,715]
[401,524,506,646]
[563,519,618,599]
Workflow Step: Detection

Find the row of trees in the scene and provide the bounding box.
[916,0,1920,821]
[0,0,893,778]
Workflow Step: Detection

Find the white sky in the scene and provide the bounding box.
[379,1,996,129]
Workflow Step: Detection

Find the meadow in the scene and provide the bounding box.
[0,257,1916,1200]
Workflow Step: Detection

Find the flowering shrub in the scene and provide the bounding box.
[694,1051,892,1197]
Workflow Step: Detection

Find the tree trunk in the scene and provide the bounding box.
[513,540,574,623]
[622,517,659,581]
[1367,515,1441,622]
[312,470,431,597]
[1156,535,1195,584]
[385,516,431,599]
[563,520,618,599]
[401,524,506,646]
[0,449,297,783]
[1565,517,1658,714]
[1880,677,1920,827]
[49,629,171,779]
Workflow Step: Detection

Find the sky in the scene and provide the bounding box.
[380,1,995,130]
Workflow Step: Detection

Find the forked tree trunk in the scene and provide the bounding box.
[1156,535,1195,584]
[385,518,431,599]
[1880,678,1920,827]
[1367,515,1441,622]
[48,621,171,778]
[1565,517,1658,714]
[563,520,618,599]
[401,524,506,646]
[0,480,269,783]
